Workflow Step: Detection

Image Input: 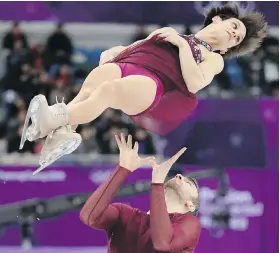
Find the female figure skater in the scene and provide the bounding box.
[20,3,267,174]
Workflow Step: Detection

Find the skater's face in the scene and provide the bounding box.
[164,174,199,213]
[211,16,246,53]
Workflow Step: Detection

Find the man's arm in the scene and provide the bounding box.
[80,165,131,231]
[148,148,200,251]
[150,184,201,252]
[80,133,147,231]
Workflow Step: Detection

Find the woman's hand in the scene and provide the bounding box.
[147,27,178,39]
[158,31,187,48]
[99,46,126,65]
[99,51,113,65]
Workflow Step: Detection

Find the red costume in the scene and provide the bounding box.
[80,165,201,253]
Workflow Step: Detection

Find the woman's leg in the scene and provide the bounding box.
[20,63,122,148]
[67,74,157,125]
[22,62,158,174]
[22,66,157,142]
[67,63,122,130]
[68,63,122,106]
[33,73,157,174]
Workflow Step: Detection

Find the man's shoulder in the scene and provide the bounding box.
[110,202,140,215]
[110,203,148,227]
[174,213,201,244]
[177,213,201,227]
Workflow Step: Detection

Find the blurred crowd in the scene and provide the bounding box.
[0,22,278,155]
[0,22,157,155]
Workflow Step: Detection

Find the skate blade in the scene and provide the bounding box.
[19,95,46,150]
[34,149,63,175]
[33,163,51,175]
[34,136,82,175]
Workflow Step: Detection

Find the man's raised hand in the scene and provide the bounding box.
[115,133,154,172]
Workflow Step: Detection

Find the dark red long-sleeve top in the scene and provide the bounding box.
[80,166,201,253]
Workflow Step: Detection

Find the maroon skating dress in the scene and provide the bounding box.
[109,34,213,135]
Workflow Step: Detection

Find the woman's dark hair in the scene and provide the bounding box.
[203,2,268,58]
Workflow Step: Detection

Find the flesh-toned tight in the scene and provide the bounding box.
[66,63,163,127]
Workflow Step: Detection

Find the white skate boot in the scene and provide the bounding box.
[20,95,69,150]
[33,125,82,175]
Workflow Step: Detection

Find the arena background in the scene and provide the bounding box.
[0,1,278,253]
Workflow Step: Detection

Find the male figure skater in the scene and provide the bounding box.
[80,133,201,252]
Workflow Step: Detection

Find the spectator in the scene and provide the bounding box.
[33,71,53,101]
[98,125,123,154]
[214,60,234,90]
[49,79,70,105]
[76,124,100,154]
[55,64,71,88]
[262,35,279,65]
[1,90,24,122]
[183,26,192,35]
[16,63,42,103]
[96,110,134,139]
[6,40,27,71]
[131,25,148,43]
[267,80,279,99]
[134,128,156,155]
[108,110,133,130]
[45,23,73,68]
[2,22,28,51]
[26,44,45,70]
[6,109,35,154]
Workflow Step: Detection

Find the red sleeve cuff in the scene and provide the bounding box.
[116,165,132,175]
[151,183,164,186]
